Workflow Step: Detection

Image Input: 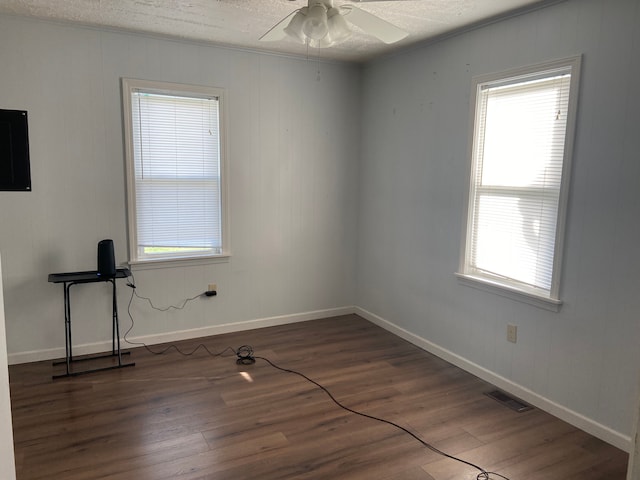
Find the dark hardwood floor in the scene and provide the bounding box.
[9,315,628,479]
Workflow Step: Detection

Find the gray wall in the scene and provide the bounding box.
[357,0,640,446]
[0,17,360,358]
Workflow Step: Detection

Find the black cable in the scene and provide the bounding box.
[127,277,203,312]
[253,355,511,480]
[123,275,234,358]
[235,345,256,365]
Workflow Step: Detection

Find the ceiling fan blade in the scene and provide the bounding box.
[341,6,409,44]
[260,10,298,42]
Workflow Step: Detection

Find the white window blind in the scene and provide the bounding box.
[461,58,580,304]
[123,79,226,263]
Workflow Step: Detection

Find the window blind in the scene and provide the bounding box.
[130,90,222,260]
[467,69,572,295]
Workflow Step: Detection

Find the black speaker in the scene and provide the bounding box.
[97,239,116,277]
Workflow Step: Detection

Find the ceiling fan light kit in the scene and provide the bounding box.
[261,0,408,49]
[303,4,330,40]
[326,9,351,44]
[284,8,308,44]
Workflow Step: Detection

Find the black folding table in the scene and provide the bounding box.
[48,268,135,379]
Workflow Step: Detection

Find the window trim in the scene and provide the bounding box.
[457,56,582,310]
[121,78,230,266]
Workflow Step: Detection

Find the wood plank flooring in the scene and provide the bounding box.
[9,314,628,479]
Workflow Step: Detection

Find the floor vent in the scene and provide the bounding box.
[485,390,533,413]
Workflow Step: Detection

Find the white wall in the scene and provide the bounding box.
[0,256,16,479]
[0,16,360,360]
[356,0,640,448]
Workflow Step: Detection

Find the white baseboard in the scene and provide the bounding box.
[354,306,631,453]
[8,306,355,365]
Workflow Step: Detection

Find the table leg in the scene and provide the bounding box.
[111,279,116,356]
[112,279,123,365]
[64,282,72,375]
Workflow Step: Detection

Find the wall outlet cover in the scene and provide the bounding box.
[507,324,517,343]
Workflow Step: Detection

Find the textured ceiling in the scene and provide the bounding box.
[0,0,557,62]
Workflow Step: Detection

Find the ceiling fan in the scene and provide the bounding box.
[260,0,409,48]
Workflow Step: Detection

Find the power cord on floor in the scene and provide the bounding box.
[123,279,509,480]
[235,345,256,365]
[252,353,510,480]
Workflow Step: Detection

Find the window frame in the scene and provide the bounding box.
[121,78,230,268]
[457,56,581,311]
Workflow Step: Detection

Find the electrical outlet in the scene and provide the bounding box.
[205,283,218,297]
[507,324,518,343]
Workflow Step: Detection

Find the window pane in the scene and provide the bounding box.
[136,179,221,250]
[480,77,568,189]
[132,93,219,179]
[472,192,558,291]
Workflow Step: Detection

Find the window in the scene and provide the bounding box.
[122,79,228,264]
[458,57,581,309]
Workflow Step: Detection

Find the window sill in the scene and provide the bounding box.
[455,273,562,312]
[128,254,231,271]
